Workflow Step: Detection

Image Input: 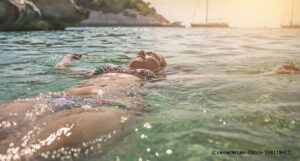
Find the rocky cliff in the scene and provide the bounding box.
[78,9,169,27]
[75,0,170,27]
[0,0,176,31]
[0,0,88,31]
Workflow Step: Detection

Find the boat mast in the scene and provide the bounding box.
[290,0,295,25]
[205,0,209,24]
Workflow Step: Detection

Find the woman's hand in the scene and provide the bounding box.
[272,62,299,74]
[54,54,95,75]
[71,53,82,60]
[64,53,82,61]
[54,53,82,69]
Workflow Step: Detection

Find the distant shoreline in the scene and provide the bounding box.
[77,24,184,28]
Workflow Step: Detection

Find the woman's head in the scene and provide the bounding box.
[128,50,167,73]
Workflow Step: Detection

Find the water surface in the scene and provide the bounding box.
[0,27,300,161]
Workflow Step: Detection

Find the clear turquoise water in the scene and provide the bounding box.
[0,27,300,161]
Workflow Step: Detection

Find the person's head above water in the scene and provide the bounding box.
[128,50,167,73]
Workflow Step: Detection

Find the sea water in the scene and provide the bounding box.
[0,27,299,161]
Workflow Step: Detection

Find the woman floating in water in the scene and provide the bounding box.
[0,50,166,160]
[0,50,298,160]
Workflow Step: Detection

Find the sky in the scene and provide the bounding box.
[145,0,300,28]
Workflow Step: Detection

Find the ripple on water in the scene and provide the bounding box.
[241,45,270,51]
[181,49,201,55]
[268,41,284,44]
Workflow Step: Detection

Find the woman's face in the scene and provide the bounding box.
[128,51,162,73]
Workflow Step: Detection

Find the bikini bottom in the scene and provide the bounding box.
[41,94,131,112]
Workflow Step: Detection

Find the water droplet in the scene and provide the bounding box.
[140,134,148,139]
[144,122,152,129]
[166,149,172,155]
[116,156,120,161]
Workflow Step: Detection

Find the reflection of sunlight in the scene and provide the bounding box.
[182,21,191,27]
[130,121,174,161]
[0,121,17,128]
[0,124,74,160]
[146,0,300,28]
[39,125,74,146]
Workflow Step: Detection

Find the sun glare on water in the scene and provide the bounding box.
[146,0,300,28]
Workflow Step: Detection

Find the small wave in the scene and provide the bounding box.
[181,50,201,55]
[106,33,128,37]
[268,41,283,44]
[248,35,268,39]
[241,45,270,51]
[3,80,49,85]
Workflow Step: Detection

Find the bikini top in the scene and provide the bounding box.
[93,64,157,80]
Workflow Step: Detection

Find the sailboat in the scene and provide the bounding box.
[191,0,229,28]
[281,0,300,28]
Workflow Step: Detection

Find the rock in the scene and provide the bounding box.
[78,9,170,27]
[0,0,19,27]
[0,0,43,31]
[31,0,88,27]
[0,0,88,31]
[74,0,172,27]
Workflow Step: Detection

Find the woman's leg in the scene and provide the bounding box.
[0,107,133,160]
[0,98,51,148]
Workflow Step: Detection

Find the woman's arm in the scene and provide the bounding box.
[166,62,300,81]
[258,62,300,75]
[270,62,300,74]
[54,54,95,76]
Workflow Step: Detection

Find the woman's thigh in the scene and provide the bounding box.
[0,107,132,159]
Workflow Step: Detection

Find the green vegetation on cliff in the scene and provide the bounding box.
[76,0,156,15]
